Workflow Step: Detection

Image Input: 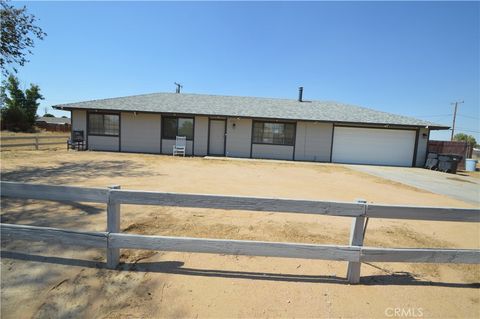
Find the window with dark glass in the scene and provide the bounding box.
[88,113,119,136]
[252,121,295,145]
[162,117,194,140]
[162,117,177,139]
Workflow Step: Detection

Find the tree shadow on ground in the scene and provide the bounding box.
[0,198,105,229]
[1,160,161,184]
[0,247,130,319]
[1,198,103,215]
[2,251,478,288]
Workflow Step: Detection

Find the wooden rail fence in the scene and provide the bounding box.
[1,181,479,284]
[1,135,68,150]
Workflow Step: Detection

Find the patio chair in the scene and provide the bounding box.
[67,130,86,151]
[173,136,186,156]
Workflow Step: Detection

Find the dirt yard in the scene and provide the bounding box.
[1,149,479,318]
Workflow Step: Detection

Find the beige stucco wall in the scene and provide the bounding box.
[161,139,193,155]
[88,135,119,151]
[295,121,333,162]
[194,116,208,156]
[416,128,429,167]
[71,109,87,134]
[225,118,252,158]
[121,112,161,153]
[252,144,294,160]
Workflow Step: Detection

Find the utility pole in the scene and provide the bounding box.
[450,100,464,141]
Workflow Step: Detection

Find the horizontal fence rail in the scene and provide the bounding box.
[1,135,68,149]
[361,247,480,264]
[2,224,479,264]
[1,182,108,203]
[109,190,365,217]
[1,135,68,141]
[109,233,361,261]
[366,204,480,222]
[1,224,108,248]
[2,182,479,222]
[1,181,479,284]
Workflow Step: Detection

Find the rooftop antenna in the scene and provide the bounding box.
[174,82,183,94]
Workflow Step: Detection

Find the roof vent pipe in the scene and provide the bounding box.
[298,86,303,102]
[174,82,183,94]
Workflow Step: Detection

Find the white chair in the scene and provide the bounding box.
[173,136,187,156]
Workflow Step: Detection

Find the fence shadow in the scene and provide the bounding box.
[361,274,479,287]
[2,250,478,288]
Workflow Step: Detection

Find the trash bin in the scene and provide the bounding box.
[437,154,462,174]
[465,159,478,172]
[424,153,438,170]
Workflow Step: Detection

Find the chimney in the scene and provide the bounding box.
[298,86,304,102]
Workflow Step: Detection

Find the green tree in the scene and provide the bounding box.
[1,0,46,76]
[453,133,478,147]
[43,113,54,117]
[1,74,43,131]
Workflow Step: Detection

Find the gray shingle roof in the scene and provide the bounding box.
[53,92,448,129]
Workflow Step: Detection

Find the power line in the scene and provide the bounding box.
[411,114,452,117]
[452,127,480,134]
[412,113,479,120]
[457,114,480,120]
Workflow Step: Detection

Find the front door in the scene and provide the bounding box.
[208,119,226,156]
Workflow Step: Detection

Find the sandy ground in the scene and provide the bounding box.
[1,149,479,318]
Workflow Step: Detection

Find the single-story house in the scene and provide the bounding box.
[53,90,449,167]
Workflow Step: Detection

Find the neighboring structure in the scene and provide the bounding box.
[53,91,449,167]
[473,148,480,159]
[428,140,474,170]
[35,116,71,132]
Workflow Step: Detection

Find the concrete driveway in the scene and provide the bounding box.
[346,165,480,205]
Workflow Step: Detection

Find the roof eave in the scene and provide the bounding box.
[428,125,451,130]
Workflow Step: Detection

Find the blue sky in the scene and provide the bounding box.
[11,1,480,141]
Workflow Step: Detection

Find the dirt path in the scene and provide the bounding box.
[1,150,479,318]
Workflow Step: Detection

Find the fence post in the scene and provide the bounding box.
[347,199,367,284]
[107,185,121,269]
[35,136,39,150]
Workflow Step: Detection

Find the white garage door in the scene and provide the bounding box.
[332,127,416,166]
